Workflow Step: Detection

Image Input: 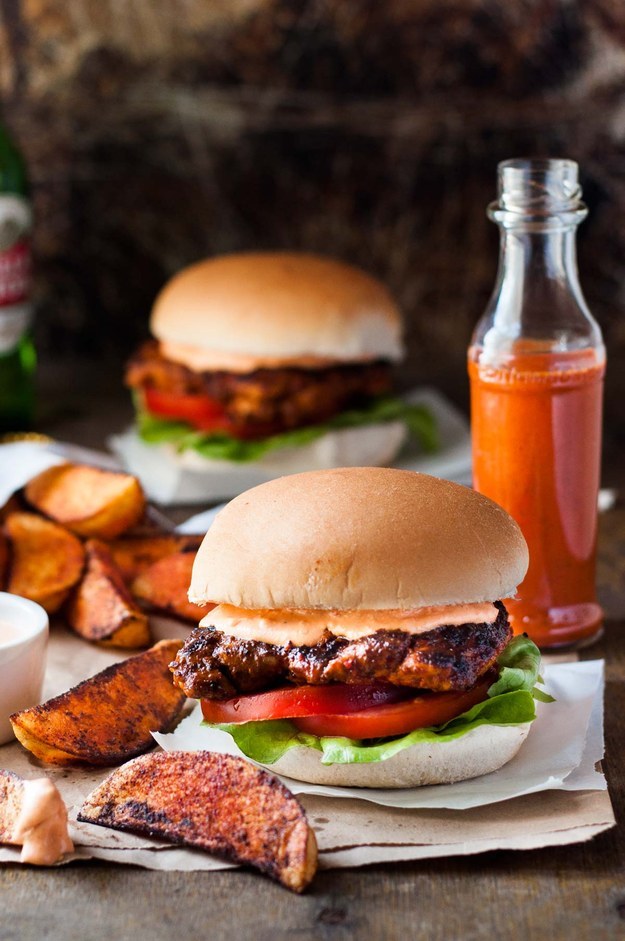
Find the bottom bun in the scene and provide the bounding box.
[109,421,406,505]
[265,723,532,789]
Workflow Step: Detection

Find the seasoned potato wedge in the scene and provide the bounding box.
[78,751,318,892]
[0,772,74,864]
[0,494,25,523]
[66,540,150,647]
[107,534,202,584]
[25,463,146,539]
[5,512,85,612]
[10,639,186,766]
[132,551,208,623]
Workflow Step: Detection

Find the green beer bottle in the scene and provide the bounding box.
[0,117,35,432]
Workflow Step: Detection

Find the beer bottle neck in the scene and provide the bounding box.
[0,120,28,197]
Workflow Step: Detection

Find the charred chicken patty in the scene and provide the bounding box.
[126,340,392,437]
[170,601,512,700]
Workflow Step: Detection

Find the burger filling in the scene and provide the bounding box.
[125,340,438,456]
[127,340,393,439]
[169,605,548,757]
[170,601,512,701]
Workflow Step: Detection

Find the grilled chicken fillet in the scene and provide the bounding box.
[126,340,392,437]
[170,601,512,700]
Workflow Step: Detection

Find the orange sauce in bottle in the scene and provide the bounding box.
[468,345,605,647]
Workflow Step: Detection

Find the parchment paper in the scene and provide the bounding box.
[0,626,614,870]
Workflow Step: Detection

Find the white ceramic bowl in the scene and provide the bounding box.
[0,592,49,744]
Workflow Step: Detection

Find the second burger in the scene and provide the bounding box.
[118,253,436,501]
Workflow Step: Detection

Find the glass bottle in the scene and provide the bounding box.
[0,116,35,432]
[468,158,605,649]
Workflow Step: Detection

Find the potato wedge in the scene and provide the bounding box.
[78,751,318,892]
[0,493,25,523]
[10,639,186,766]
[107,534,202,584]
[0,772,74,864]
[5,512,85,612]
[132,551,208,623]
[66,540,150,647]
[25,463,146,539]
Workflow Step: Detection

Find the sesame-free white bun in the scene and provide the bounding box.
[268,722,532,788]
[151,252,404,364]
[189,467,529,609]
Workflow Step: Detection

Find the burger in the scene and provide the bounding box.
[113,252,436,503]
[170,467,549,788]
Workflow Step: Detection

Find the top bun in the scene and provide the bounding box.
[151,252,403,363]
[189,468,529,610]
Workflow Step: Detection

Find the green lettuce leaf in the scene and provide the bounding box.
[136,395,438,462]
[488,634,555,704]
[216,689,537,766]
[208,635,550,767]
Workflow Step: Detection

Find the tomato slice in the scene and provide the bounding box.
[144,388,227,431]
[201,677,492,739]
[143,387,286,439]
[292,680,492,739]
[201,683,410,725]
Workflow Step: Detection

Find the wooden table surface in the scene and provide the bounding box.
[0,366,624,941]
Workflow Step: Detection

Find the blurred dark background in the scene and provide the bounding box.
[1,0,624,431]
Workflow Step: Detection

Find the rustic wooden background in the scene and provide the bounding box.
[1,1,625,431]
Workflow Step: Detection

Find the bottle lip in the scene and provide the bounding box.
[489,157,587,226]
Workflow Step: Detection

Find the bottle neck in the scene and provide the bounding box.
[485,221,602,352]
[495,225,583,308]
[0,120,28,197]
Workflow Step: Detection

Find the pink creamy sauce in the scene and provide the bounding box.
[11,778,74,865]
[200,601,499,646]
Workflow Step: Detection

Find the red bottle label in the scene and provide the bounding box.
[0,237,31,305]
[0,194,32,308]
